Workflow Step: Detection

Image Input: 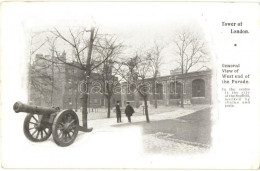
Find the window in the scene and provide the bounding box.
[192,79,205,97]
[156,83,163,100]
[169,82,182,99]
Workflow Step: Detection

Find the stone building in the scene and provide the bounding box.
[29,52,209,110]
[29,52,66,107]
[29,52,121,110]
[121,69,212,107]
[63,66,121,110]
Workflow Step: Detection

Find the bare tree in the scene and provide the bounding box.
[45,36,58,106]
[29,55,57,106]
[38,26,108,130]
[94,34,124,118]
[29,31,48,63]
[147,41,164,109]
[28,32,48,104]
[119,50,152,123]
[134,51,153,123]
[173,29,208,107]
[70,53,84,112]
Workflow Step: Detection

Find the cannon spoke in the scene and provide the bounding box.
[24,114,52,142]
[67,132,72,139]
[64,133,67,142]
[32,115,38,122]
[65,133,68,142]
[41,130,43,139]
[57,124,64,130]
[52,110,79,147]
[65,132,68,140]
[36,131,40,139]
[31,129,37,136]
[68,133,72,141]
[29,122,37,125]
[70,125,77,129]
[67,133,72,141]
[69,127,76,133]
[43,129,48,135]
[58,130,63,138]
[62,132,66,140]
[67,119,75,127]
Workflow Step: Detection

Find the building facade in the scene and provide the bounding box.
[29,52,121,110]
[62,67,121,110]
[30,52,211,109]
[121,70,212,107]
[29,53,66,108]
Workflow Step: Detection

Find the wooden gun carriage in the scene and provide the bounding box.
[13,101,92,147]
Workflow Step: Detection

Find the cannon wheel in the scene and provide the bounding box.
[23,114,52,142]
[52,110,79,147]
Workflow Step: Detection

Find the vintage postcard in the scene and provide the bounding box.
[0,1,259,169]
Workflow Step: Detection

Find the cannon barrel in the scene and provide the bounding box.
[13,101,59,115]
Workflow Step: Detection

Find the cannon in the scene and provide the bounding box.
[13,101,92,147]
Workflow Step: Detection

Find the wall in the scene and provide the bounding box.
[122,70,212,106]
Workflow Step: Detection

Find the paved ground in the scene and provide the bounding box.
[2,104,212,168]
[113,108,211,155]
[77,104,209,120]
[84,105,212,155]
[83,105,209,128]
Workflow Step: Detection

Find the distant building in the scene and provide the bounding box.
[29,52,66,107]
[29,52,121,110]
[170,68,181,75]
[30,52,210,109]
[121,69,212,107]
[63,67,121,110]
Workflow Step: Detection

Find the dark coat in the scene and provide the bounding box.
[116,104,121,117]
[125,105,134,117]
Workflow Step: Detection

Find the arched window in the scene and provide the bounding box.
[192,79,205,97]
[169,82,182,99]
[156,83,163,100]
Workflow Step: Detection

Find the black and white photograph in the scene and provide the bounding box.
[0,1,260,169]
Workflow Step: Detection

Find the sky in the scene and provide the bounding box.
[19,2,213,76]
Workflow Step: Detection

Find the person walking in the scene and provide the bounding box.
[116,100,121,123]
[125,102,135,123]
